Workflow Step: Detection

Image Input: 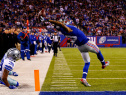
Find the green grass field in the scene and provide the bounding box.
[41,48,126,91]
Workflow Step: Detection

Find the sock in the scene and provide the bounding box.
[21,51,25,60]
[97,51,105,65]
[82,62,90,79]
[26,50,30,59]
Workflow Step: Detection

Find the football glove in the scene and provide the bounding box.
[40,16,49,22]
[13,72,18,76]
[9,85,17,89]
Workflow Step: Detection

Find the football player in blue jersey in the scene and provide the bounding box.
[40,16,110,86]
[0,48,20,89]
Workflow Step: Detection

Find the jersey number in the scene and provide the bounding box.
[0,59,4,71]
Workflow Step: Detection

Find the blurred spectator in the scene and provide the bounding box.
[67,37,71,47]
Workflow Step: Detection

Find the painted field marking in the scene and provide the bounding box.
[51,82,76,83]
[53,73,73,75]
[52,76,73,77]
[51,51,78,89]
[51,84,77,86]
[34,70,40,91]
[50,87,78,89]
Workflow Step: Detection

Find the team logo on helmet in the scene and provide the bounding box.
[99,36,106,44]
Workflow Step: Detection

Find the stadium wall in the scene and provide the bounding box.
[59,35,126,47]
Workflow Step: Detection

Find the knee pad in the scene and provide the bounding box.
[84,57,90,63]
[81,52,90,63]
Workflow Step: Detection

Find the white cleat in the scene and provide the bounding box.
[102,61,110,69]
[80,78,91,87]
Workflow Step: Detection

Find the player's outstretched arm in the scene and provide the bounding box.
[2,69,10,87]
[49,20,73,33]
[2,69,17,89]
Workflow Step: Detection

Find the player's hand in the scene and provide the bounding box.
[67,27,73,33]
[20,37,24,41]
[40,16,49,22]
[13,72,18,76]
[9,85,17,89]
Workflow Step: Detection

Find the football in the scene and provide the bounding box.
[38,9,46,17]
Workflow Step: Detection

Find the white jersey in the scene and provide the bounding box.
[0,54,15,78]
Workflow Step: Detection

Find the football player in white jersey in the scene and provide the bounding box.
[0,48,20,89]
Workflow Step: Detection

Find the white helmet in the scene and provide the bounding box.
[6,48,21,61]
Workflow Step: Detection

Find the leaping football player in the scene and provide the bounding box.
[40,14,110,87]
[0,48,20,89]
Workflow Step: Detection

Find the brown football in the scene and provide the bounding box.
[38,9,46,17]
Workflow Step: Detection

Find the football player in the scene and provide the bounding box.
[40,16,110,87]
[0,48,20,89]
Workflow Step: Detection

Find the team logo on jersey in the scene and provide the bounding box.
[99,36,106,44]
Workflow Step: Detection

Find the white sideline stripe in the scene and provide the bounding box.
[51,82,76,83]
[52,76,73,77]
[52,78,126,79]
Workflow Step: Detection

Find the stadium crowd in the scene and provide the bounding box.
[0,0,126,58]
[0,0,126,35]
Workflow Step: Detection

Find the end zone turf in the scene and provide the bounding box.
[41,48,126,92]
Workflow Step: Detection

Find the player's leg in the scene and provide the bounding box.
[42,43,45,53]
[7,77,19,87]
[81,52,90,79]
[44,42,48,52]
[21,44,25,60]
[25,45,31,60]
[85,41,109,68]
[80,52,91,86]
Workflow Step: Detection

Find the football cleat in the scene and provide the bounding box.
[102,61,110,69]
[0,80,5,85]
[80,78,91,87]
[13,72,18,76]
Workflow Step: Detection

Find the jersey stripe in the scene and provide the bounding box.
[86,43,99,53]
[4,65,13,71]
[87,42,99,53]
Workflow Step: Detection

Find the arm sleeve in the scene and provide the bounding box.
[4,65,13,71]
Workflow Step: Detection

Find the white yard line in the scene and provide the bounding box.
[0,52,53,95]
[50,87,78,89]
[51,82,76,83]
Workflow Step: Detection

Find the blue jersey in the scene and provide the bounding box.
[47,36,52,45]
[60,25,89,46]
[0,54,15,77]
[17,31,30,44]
[30,35,36,44]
